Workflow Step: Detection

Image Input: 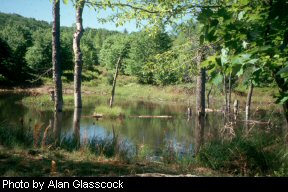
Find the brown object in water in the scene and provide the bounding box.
[129,115,173,119]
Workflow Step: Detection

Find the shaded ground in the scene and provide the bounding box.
[0,146,220,177]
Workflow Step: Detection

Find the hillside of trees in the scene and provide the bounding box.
[0,12,189,86]
[0,12,118,85]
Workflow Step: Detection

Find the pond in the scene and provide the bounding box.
[0,92,287,163]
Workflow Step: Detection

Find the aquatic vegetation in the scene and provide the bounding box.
[197,131,288,176]
[0,121,33,147]
[94,105,124,119]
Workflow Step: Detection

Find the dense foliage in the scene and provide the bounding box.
[0,12,119,85]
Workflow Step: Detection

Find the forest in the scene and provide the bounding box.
[0,0,288,177]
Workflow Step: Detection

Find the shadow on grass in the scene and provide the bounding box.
[0,148,177,177]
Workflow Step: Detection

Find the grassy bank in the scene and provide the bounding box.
[20,68,279,112]
[1,111,287,176]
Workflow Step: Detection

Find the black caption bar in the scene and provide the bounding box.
[0,177,286,192]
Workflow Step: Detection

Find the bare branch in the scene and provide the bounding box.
[27,68,53,83]
[85,0,230,15]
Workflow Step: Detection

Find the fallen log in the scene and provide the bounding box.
[82,114,103,118]
[242,120,270,124]
[92,114,103,118]
[129,115,173,119]
[205,108,223,112]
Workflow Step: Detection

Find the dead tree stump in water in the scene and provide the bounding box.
[233,100,239,114]
[187,107,192,119]
[49,90,55,102]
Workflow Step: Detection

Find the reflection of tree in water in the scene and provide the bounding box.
[194,114,204,156]
[53,111,62,147]
[73,108,81,149]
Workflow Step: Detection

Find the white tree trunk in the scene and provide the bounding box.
[73,0,85,108]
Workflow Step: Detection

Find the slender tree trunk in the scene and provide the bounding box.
[206,84,213,109]
[195,51,205,154]
[233,99,239,121]
[228,72,232,113]
[283,103,288,126]
[223,73,228,112]
[52,0,63,112]
[109,56,122,108]
[245,82,254,121]
[196,51,205,118]
[73,0,85,108]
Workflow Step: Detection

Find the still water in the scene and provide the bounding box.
[0,92,286,160]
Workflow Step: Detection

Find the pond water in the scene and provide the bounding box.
[0,92,287,161]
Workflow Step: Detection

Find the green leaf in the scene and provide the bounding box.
[277,96,288,105]
[211,73,223,85]
[277,64,288,75]
[241,54,252,60]
[236,67,244,77]
[247,58,258,64]
[63,0,68,4]
[231,56,242,65]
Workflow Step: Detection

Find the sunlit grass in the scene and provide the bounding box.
[94,105,124,118]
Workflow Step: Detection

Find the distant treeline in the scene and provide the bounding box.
[0,12,192,86]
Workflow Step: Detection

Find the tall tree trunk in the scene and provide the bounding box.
[52,0,63,112]
[195,51,205,155]
[196,51,205,118]
[283,103,288,125]
[109,56,122,108]
[245,82,254,121]
[228,72,232,113]
[73,0,85,108]
[223,73,228,112]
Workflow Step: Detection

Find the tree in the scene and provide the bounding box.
[61,28,74,71]
[52,0,64,112]
[201,0,288,122]
[99,34,130,71]
[81,28,99,70]
[125,31,172,84]
[25,29,52,74]
[73,0,85,108]
[99,34,130,107]
[0,24,32,84]
[0,37,13,84]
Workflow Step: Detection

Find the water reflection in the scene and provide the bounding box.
[73,108,81,148]
[194,115,204,155]
[52,111,62,147]
[0,92,286,161]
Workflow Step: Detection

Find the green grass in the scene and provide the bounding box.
[94,105,124,118]
[196,131,288,176]
[0,121,33,148]
[21,95,75,110]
